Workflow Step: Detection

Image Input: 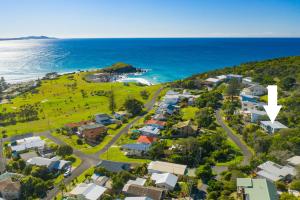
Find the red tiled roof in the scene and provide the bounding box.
[137,135,157,144]
[65,120,94,128]
[144,119,166,127]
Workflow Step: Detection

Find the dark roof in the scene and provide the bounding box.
[126,184,165,200]
[121,143,151,151]
[96,160,131,172]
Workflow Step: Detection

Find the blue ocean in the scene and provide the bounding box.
[1,38,300,83]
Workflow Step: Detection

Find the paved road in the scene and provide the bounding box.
[0,138,6,173]
[215,110,253,166]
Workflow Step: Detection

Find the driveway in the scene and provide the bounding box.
[215,110,253,166]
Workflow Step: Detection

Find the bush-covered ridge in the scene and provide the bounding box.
[101,62,141,73]
[189,55,300,85]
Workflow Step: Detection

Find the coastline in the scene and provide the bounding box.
[4,69,155,86]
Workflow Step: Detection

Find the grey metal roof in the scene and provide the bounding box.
[121,143,150,151]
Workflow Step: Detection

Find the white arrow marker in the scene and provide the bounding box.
[263,85,282,124]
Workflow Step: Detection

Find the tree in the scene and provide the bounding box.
[226,79,241,100]
[112,171,134,191]
[57,145,73,157]
[148,141,167,160]
[0,77,8,96]
[196,107,214,128]
[196,164,213,183]
[281,77,296,90]
[280,192,298,200]
[124,98,144,116]
[140,90,149,100]
[20,176,48,199]
[290,180,300,191]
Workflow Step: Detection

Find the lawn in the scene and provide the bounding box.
[181,106,200,120]
[99,146,150,164]
[0,72,161,137]
[216,138,244,166]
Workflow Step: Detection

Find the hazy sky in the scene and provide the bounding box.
[1,0,300,38]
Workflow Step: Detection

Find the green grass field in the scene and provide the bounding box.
[0,72,161,137]
[181,106,200,120]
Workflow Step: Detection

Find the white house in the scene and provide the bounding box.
[122,178,146,192]
[10,136,45,152]
[148,161,187,176]
[287,156,300,167]
[243,109,267,123]
[256,161,296,182]
[139,126,160,137]
[242,84,267,96]
[151,173,178,190]
[26,156,71,171]
[260,121,288,134]
[227,74,243,81]
[204,78,221,86]
[69,183,107,200]
[242,77,253,85]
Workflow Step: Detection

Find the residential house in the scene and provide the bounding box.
[26,156,71,171]
[139,126,160,137]
[97,160,131,173]
[156,103,177,115]
[114,111,131,120]
[125,197,153,200]
[151,173,178,190]
[91,174,109,186]
[69,183,107,200]
[37,146,56,158]
[260,121,288,134]
[0,173,22,200]
[19,151,38,161]
[240,94,258,103]
[256,161,296,182]
[152,113,167,121]
[237,178,278,200]
[124,184,165,200]
[227,74,243,81]
[287,156,300,167]
[242,84,267,96]
[65,120,94,133]
[144,119,166,129]
[166,90,180,96]
[242,109,267,123]
[216,75,227,81]
[204,78,221,87]
[148,161,187,176]
[78,124,107,144]
[95,113,115,125]
[123,178,147,193]
[9,136,45,153]
[242,77,253,85]
[137,136,157,144]
[241,101,265,111]
[121,143,151,156]
[172,120,198,137]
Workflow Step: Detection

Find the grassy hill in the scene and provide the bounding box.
[0,72,160,136]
